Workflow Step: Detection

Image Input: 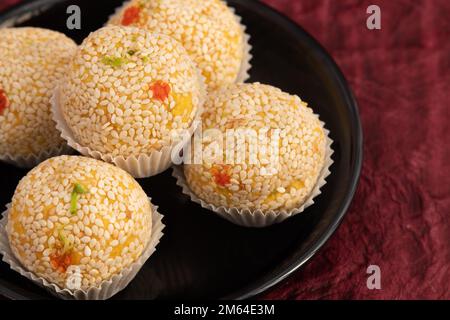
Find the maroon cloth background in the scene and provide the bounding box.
[1,0,448,299]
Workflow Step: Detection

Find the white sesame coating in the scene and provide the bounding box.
[184,83,327,212]
[108,0,245,90]
[0,28,77,158]
[6,155,153,290]
[60,26,204,157]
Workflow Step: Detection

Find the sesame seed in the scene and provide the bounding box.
[84,246,92,257]
[59,217,69,224]
[277,187,286,193]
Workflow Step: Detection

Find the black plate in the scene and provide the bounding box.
[0,0,363,300]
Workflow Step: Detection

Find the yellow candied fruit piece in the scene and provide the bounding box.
[264,192,278,204]
[202,71,213,86]
[110,235,137,259]
[71,251,82,265]
[215,186,232,199]
[43,205,56,219]
[291,180,305,190]
[13,221,25,235]
[264,180,305,204]
[171,93,193,123]
[312,127,325,152]
[314,127,324,135]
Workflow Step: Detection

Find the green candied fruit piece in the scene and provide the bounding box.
[70,192,78,215]
[102,56,126,68]
[73,183,88,194]
[70,183,89,215]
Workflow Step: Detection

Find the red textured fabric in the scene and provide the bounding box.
[1,0,448,300]
[0,0,19,12]
[259,0,450,300]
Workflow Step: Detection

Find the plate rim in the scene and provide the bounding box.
[223,0,364,300]
[0,0,363,300]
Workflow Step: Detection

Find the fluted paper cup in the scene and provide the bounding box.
[173,120,333,228]
[0,200,164,300]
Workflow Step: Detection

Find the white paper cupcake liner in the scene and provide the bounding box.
[106,1,252,85]
[51,74,205,178]
[172,118,334,228]
[0,142,73,169]
[0,200,165,300]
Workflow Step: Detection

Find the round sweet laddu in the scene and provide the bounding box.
[59,26,204,158]
[108,0,246,90]
[7,155,153,290]
[0,27,77,158]
[184,83,327,212]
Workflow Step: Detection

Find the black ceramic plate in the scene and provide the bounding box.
[0,0,362,300]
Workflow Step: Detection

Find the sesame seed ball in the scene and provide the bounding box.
[184,83,327,212]
[0,28,77,158]
[59,26,204,157]
[7,155,153,290]
[108,0,245,90]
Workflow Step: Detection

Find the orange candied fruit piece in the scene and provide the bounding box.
[121,6,141,26]
[210,165,231,187]
[150,80,171,102]
[0,88,9,115]
[50,252,73,273]
[126,210,133,219]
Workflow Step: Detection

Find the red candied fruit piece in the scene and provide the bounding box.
[121,6,141,26]
[211,165,231,187]
[50,252,73,273]
[0,89,9,115]
[150,80,171,102]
